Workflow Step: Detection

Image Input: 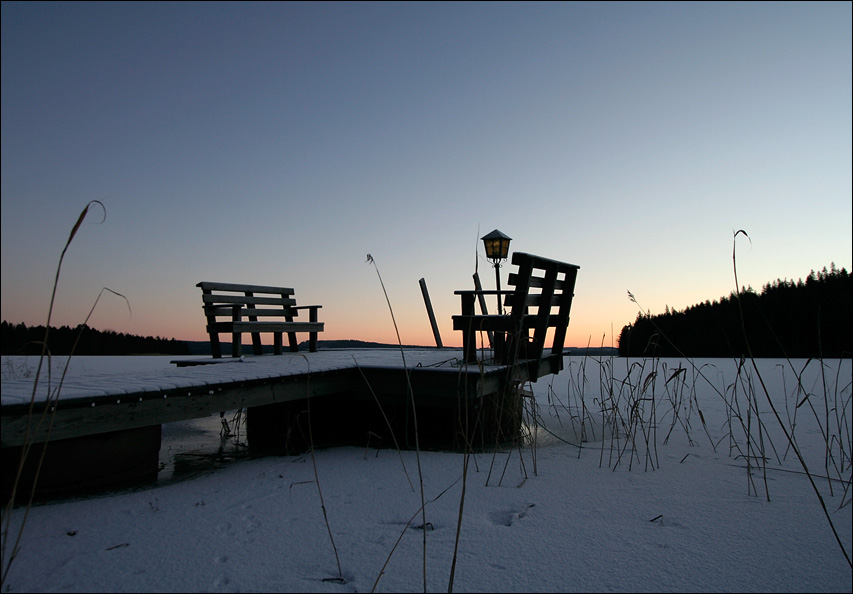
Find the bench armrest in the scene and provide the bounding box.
[455,289,515,316]
[454,290,514,296]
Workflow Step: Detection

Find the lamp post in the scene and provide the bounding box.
[481,229,512,315]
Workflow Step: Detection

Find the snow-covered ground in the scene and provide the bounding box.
[2,354,851,592]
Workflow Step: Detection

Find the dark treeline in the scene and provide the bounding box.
[618,265,851,358]
[0,321,190,356]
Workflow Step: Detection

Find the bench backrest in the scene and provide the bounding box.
[197,281,318,356]
[502,252,579,361]
[197,281,300,320]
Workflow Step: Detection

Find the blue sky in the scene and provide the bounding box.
[2,1,851,348]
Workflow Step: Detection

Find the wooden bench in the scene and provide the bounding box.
[197,282,324,358]
[452,252,579,379]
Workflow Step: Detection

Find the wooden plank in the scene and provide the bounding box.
[230,321,324,333]
[235,308,303,318]
[472,273,494,348]
[419,278,443,348]
[517,292,565,308]
[284,294,299,352]
[549,266,578,357]
[245,291,264,356]
[452,315,565,330]
[456,291,478,362]
[511,251,579,270]
[205,321,242,333]
[529,262,559,362]
[507,273,571,291]
[201,288,223,359]
[232,304,242,358]
[505,253,535,362]
[197,281,295,294]
[170,358,248,367]
[453,314,563,332]
[202,306,302,317]
[202,294,298,307]
[307,306,319,352]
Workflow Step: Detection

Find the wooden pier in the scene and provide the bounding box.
[1,348,563,500]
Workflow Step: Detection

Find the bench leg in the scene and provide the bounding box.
[459,295,478,364]
[462,328,477,364]
[494,331,506,364]
[308,308,319,352]
[232,305,242,358]
[210,334,222,359]
[232,330,241,358]
[251,332,263,356]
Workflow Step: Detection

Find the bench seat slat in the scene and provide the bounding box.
[203,306,302,317]
[204,321,325,335]
[232,321,324,333]
[240,307,320,316]
[451,314,564,331]
[235,308,304,318]
[203,305,321,316]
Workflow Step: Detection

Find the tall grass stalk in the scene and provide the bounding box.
[447,337,481,593]
[370,474,463,593]
[299,356,345,583]
[366,254,427,592]
[446,441,469,594]
[1,201,113,590]
[557,259,849,566]
[352,356,415,492]
[614,235,849,566]
[732,230,851,567]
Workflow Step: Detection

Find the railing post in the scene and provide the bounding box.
[419,278,443,348]
[472,272,494,348]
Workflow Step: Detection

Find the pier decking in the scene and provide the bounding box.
[2,348,563,499]
[1,348,562,447]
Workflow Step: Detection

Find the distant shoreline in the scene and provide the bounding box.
[187,339,620,356]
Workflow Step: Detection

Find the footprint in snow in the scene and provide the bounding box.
[490,503,535,527]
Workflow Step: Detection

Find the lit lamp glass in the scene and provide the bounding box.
[481,229,512,261]
[481,229,512,314]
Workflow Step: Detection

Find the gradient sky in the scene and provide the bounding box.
[2,1,851,349]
